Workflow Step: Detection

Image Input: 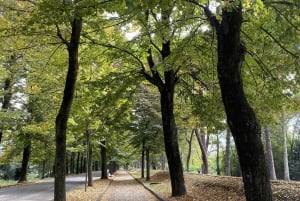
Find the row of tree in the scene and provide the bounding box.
[0,1,299,201]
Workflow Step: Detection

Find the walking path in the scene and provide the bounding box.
[100,171,158,201]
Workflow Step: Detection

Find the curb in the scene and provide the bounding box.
[128,172,166,201]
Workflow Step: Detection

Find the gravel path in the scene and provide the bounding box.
[100,171,158,201]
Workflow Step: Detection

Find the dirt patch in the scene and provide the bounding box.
[143,171,300,201]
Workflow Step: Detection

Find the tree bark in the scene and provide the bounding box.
[70,152,75,174]
[141,147,145,178]
[18,141,31,183]
[186,130,194,172]
[195,128,208,174]
[100,140,108,179]
[42,160,46,179]
[205,3,273,200]
[264,125,277,180]
[216,135,220,175]
[225,129,231,176]
[146,148,150,181]
[54,16,82,201]
[0,77,13,144]
[86,128,93,186]
[281,113,290,181]
[160,73,186,196]
[80,154,84,173]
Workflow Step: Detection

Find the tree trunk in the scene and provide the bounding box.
[225,129,231,176]
[70,152,75,174]
[0,77,13,144]
[54,16,82,201]
[281,113,290,181]
[143,40,186,196]
[86,128,93,186]
[186,130,194,172]
[42,160,46,179]
[100,140,108,179]
[80,154,84,173]
[264,125,277,180]
[160,75,186,196]
[206,4,273,200]
[18,141,31,183]
[216,135,220,175]
[76,152,80,174]
[146,148,150,181]
[195,129,208,174]
[141,148,145,178]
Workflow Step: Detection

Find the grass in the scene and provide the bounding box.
[0,179,17,187]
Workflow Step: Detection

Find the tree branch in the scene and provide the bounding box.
[247,49,277,80]
[270,5,300,31]
[185,0,220,30]
[147,48,164,89]
[265,1,299,7]
[82,34,146,70]
[55,23,69,47]
[261,27,299,58]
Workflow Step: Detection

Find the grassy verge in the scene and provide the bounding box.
[0,180,17,187]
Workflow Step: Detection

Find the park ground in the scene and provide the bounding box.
[67,170,300,201]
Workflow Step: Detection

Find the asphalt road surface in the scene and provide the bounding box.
[0,171,101,201]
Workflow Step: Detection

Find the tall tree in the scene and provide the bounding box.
[195,2,273,200]
[52,2,82,200]
[185,130,194,172]
[281,113,290,181]
[195,128,209,174]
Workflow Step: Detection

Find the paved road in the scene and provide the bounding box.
[0,172,101,201]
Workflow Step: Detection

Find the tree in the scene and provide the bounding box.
[281,113,290,181]
[264,125,277,180]
[185,130,194,172]
[100,2,196,195]
[39,1,83,200]
[198,2,273,200]
[130,83,163,179]
[195,128,209,174]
